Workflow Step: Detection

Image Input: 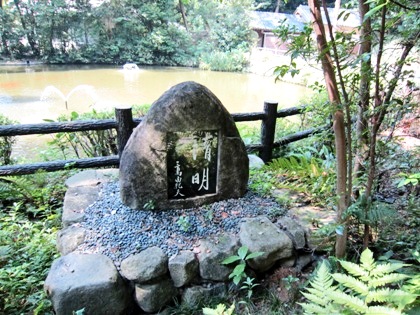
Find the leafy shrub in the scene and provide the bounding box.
[265,146,336,204]
[0,114,17,165]
[0,171,67,314]
[0,207,58,314]
[0,172,67,214]
[47,104,150,159]
[199,49,249,72]
[300,248,417,314]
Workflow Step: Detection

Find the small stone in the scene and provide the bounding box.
[56,225,86,255]
[168,251,198,287]
[248,154,265,169]
[277,216,307,249]
[135,278,178,313]
[120,246,168,283]
[182,283,226,306]
[197,234,239,281]
[62,186,100,227]
[239,216,294,272]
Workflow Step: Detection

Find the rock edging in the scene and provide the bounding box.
[45,169,314,314]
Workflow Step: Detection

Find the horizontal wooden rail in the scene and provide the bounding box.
[0,156,119,176]
[246,125,328,152]
[231,112,265,122]
[0,107,305,137]
[0,118,143,137]
[273,126,328,147]
[0,104,316,176]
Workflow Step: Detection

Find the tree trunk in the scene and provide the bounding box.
[353,0,372,188]
[179,0,189,32]
[308,0,348,258]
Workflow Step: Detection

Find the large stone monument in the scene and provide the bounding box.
[119,81,249,210]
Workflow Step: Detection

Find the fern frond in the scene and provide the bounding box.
[302,292,332,307]
[0,176,33,200]
[403,274,420,294]
[365,305,402,315]
[299,302,341,315]
[360,248,376,272]
[300,260,341,312]
[306,287,336,299]
[340,260,369,279]
[310,158,322,177]
[329,290,367,313]
[369,262,407,277]
[309,261,335,292]
[365,287,417,307]
[332,273,369,295]
[369,273,411,288]
[367,203,396,223]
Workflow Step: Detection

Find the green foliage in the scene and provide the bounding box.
[222,246,263,286]
[265,146,336,204]
[46,105,150,159]
[199,49,249,72]
[248,168,277,197]
[240,276,260,300]
[203,303,235,315]
[397,172,420,188]
[0,113,17,166]
[282,274,300,291]
[0,206,59,314]
[300,248,417,314]
[0,172,67,216]
[0,171,67,314]
[346,196,396,226]
[1,0,254,69]
[143,200,155,210]
[177,215,192,233]
[236,123,260,146]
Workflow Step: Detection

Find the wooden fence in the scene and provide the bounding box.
[0,102,326,176]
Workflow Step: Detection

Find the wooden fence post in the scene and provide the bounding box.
[260,101,278,163]
[115,107,134,158]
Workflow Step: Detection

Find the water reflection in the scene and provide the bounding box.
[0,65,311,124]
[0,65,312,159]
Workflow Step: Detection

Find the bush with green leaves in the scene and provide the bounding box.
[0,206,59,314]
[0,113,17,166]
[0,172,67,214]
[263,146,336,204]
[0,171,67,314]
[199,49,249,72]
[300,248,417,314]
[46,104,150,159]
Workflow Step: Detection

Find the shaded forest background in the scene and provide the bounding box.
[0,0,319,66]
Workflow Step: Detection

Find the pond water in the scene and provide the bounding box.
[0,64,311,123]
[0,64,311,159]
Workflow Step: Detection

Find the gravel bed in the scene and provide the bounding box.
[77,181,286,266]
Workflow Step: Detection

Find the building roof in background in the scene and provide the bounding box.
[294,5,360,28]
[249,11,305,32]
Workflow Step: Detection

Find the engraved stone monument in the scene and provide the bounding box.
[119,81,248,210]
